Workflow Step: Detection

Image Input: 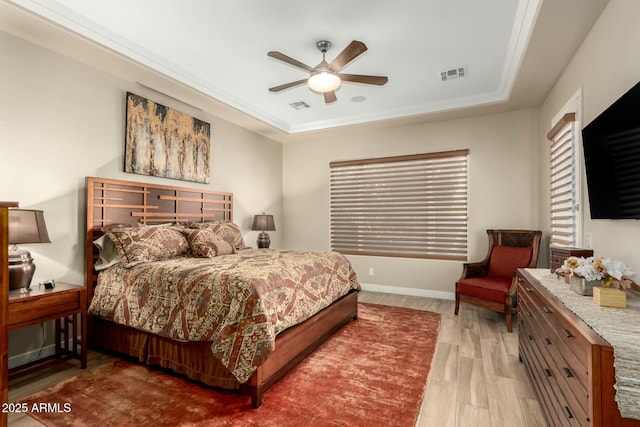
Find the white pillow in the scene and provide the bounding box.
[93,234,122,271]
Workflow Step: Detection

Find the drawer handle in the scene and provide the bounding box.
[562,329,574,338]
[562,406,574,419]
[544,368,552,377]
[545,338,552,345]
[528,335,534,341]
[562,367,574,378]
[542,306,551,314]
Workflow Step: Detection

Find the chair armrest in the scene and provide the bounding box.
[506,272,519,297]
[458,261,489,281]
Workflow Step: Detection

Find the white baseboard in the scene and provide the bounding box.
[8,343,58,370]
[360,282,455,301]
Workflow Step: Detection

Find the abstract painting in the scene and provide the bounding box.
[125,92,211,183]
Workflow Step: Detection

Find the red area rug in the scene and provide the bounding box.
[21,303,440,427]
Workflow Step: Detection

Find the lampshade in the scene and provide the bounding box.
[308,62,341,93]
[8,208,51,291]
[9,209,51,244]
[251,214,276,232]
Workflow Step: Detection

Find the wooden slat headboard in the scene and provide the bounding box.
[84,176,233,303]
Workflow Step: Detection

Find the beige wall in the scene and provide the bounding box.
[539,0,640,274]
[283,108,540,297]
[0,30,282,362]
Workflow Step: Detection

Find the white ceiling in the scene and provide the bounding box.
[2,0,609,139]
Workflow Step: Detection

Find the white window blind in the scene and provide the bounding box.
[330,150,469,260]
[548,113,577,247]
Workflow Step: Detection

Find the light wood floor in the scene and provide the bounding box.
[359,291,546,427]
[7,291,546,426]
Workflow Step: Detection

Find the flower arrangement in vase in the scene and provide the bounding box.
[555,256,635,296]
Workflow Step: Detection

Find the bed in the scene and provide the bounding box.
[84,177,360,407]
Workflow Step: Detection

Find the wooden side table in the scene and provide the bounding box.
[549,246,593,272]
[8,282,86,379]
[1,202,18,427]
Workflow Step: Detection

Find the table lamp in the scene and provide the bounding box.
[8,208,51,291]
[251,213,275,248]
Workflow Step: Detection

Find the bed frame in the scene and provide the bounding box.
[84,176,358,407]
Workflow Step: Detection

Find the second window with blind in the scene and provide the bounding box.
[548,112,580,248]
[329,150,469,261]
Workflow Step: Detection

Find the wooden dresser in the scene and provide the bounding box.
[517,268,640,427]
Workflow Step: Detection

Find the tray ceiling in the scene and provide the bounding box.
[2,0,609,137]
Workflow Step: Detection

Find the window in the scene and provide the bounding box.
[329,150,469,260]
[548,112,579,247]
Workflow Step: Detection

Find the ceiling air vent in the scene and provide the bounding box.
[440,66,467,82]
[289,101,311,110]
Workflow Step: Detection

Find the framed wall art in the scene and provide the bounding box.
[124,92,211,184]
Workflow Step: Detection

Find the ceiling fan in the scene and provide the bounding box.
[268,40,388,104]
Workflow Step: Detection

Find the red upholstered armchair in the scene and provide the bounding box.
[454,229,542,332]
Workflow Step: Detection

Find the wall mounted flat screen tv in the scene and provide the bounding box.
[582,81,640,219]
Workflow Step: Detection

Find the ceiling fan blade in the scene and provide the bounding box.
[339,74,389,86]
[324,91,337,104]
[267,51,314,72]
[269,79,308,92]
[330,40,368,72]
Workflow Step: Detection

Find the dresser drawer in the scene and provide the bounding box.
[551,310,591,385]
[544,329,590,422]
[521,327,583,427]
[533,300,589,385]
[9,289,82,329]
[520,331,564,427]
[517,290,536,328]
[519,281,561,333]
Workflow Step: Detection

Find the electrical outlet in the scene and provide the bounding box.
[585,233,592,248]
[368,267,374,276]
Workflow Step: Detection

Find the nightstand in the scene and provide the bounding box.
[8,282,87,379]
[549,246,594,273]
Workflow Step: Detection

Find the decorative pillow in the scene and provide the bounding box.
[107,225,191,268]
[183,228,236,257]
[93,234,122,271]
[188,221,245,249]
[487,245,533,279]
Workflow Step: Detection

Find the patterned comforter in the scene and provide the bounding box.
[89,249,360,383]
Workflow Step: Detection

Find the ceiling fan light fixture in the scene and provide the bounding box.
[308,70,341,93]
[269,40,386,103]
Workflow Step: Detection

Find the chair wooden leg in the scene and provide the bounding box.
[506,308,512,333]
[454,293,460,315]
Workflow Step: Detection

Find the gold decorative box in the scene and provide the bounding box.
[593,287,626,308]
